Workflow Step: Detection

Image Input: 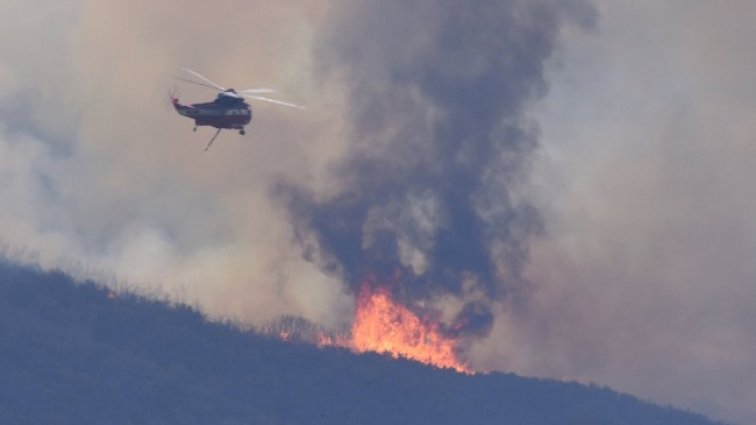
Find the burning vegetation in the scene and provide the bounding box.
[264,284,471,373]
[347,285,471,373]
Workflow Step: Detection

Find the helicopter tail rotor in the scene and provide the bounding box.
[165,86,179,110]
[168,86,178,102]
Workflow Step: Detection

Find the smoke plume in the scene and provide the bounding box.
[276,0,595,337]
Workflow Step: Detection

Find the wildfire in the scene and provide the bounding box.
[270,284,472,373]
[345,285,471,373]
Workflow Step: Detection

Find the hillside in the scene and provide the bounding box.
[0,259,727,425]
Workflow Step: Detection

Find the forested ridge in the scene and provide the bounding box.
[0,259,728,425]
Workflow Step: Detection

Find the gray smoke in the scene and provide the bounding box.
[276,0,595,336]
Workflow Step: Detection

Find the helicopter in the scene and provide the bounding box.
[171,68,303,151]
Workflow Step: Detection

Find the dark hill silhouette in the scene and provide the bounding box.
[0,259,728,425]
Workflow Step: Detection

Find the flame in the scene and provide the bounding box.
[271,283,471,373]
[347,285,471,373]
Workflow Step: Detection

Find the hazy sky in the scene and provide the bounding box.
[2,1,755,424]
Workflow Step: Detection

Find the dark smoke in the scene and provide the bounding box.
[275,0,595,337]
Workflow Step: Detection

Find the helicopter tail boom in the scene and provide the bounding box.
[171,96,193,118]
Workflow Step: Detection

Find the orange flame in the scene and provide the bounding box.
[271,283,472,373]
[347,285,471,373]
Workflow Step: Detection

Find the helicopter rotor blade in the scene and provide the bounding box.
[173,76,222,92]
[242,94,305,109]
[174,68,303,108]
[239,88,278,94]
[180,67,226,91]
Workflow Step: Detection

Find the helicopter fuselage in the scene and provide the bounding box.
[172,92,252,132]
